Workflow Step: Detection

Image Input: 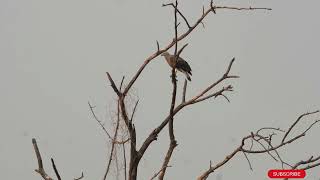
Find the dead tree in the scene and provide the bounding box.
[32,1,320,180]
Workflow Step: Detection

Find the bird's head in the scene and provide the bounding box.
[161,52,170,57]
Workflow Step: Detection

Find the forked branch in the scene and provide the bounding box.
[33,139,84,180]
[282,110,319,143]
[32,138,53,180]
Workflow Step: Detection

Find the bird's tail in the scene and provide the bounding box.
[184,72,191,81]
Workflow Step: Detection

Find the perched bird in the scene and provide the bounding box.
[161,52,192,81]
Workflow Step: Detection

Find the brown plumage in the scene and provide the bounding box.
[161,52,192,81]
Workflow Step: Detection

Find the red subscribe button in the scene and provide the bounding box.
[268,169,306,178]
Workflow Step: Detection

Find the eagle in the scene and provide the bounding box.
[161,52,192,81]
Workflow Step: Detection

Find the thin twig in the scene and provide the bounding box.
[51,158,62,180]
[162,3,191,28]
[130,100,139,122]
[150,166,172,180]
[188,58,238,104]
[88,102,112,139]
[257,127,285,134]
[74,172,84,180]
[200,22,205,28]
[89,101,128,144]
[194,85,233,103]
[122,143,127,180]
[106,72,121,96]
[177,43,188,58]
[197,141,245,180]
[282,110,319,143]
[242,151,253,171]
[202,6,205,15]
[114,138,130,145]
[103,101,122,180]
[156,41,160,52]
[303,161,320,170]
[119,76,125,91]
[215,6,272,11]
[115,147,120,179]
[210,0,216,14]
[283,156,320,180]
[252,136,278,161]
[293,155,320,169]
[302,120,320,134]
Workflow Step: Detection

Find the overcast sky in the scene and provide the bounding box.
[1,0,320,179]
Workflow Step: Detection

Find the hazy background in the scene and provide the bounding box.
[1,0,320,179]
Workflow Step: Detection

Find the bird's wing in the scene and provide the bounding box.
[176,57,192,72]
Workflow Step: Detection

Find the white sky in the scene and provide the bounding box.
[1,0,320,179]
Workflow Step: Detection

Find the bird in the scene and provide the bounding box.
[161,51,192,81]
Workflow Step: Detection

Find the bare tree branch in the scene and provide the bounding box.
[150,166,172,180]
[130,100,139,122]
[193,85,233,104]
[118,98,138,180]
[119,76,125,91]
[33,138,86,180]
[197,137,246,180]
[210,0,216,14]
[256,127,285,134]
[303,161,320,170]
[173,1,179,56]
[122,143,127,180]
[74,172,84,180]
[156,41,160,52]
[242,151,253,171]
[187,58,238,104]
[159,1,179,179]
[282,110,319,143]
[177,43,188,58]
[51,158,62,180]
[251,134,278,162]
[88,101,112,139]
[283,155,320,180]
[106,72,121,97]
[214,5,272,11]
[103,101,122,180]
[294,155,320,169]
[32,138,53,180]
[162,3,191,29]
[89,102,129,145]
